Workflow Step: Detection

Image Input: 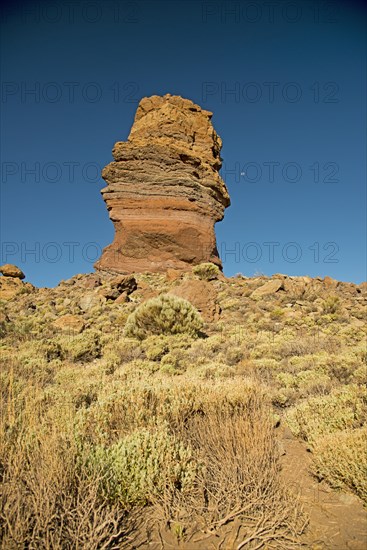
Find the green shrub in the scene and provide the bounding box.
[192,262,220,281]
[141,334,194,362]
[160,348,188,373]
[277,369,331,397]
[195,362,236,379]
[322,295,341,314]
[84,425,198,506]
[60,330,101,362]
[141,334,170,361]
[312,428,367,504]
[123,294,203,340]
[286,385,367,444]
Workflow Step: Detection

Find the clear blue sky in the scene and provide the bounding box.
[1,0,366,287]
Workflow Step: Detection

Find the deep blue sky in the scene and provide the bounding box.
[1,0,366,287]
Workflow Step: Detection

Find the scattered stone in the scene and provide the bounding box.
[250,278,284,298]
[82,274,101,289]
[283,277,306,297]
[114,291,129,304]
[323,275,338,288]
[52,314,85,334]
[94,94,230,274]
[0,264,25,279]
[79,293,105,312]
[99,288,121,300]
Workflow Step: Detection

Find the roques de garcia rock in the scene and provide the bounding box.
[94,94,230,275]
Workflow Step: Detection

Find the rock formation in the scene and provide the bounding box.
[95,94,230,275]
[0,264,25,279]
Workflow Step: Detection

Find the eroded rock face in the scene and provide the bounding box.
[95,94,230,275]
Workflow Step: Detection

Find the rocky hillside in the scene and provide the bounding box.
[1,94,366,549]
[0,263,366,548]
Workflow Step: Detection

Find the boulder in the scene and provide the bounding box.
[0,264,25,279]
[114,291,129,304]
[82,274,101,289]
[168,279,219,321]
[52,314,85,334]
[79,293,105,312]
[323,276,338,288]
[250,279,284,298]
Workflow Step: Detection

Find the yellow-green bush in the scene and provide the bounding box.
[322,295,341,314]
[311,428,367,504]
[277,369,331,397]
[141,333,193,362]
[192,262,220,281]
[160,348,190,373]
[60,330,101,362]
[352,365,367,385]
[286,385,367,444]
[79,378,263,445]
[123,294,203,340]
[195,362,236,379]
[83,425,199,506]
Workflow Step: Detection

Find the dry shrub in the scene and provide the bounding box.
[150,392,306,548]
[0,399,127,549]
[79,378,261,444]
[277,333,341,359]
[311,428,367,504]
[0,326,307,549]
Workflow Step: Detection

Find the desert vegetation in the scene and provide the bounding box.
[0,269,366,548]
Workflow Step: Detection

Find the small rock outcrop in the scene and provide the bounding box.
[0,264,25,279]
[95,94,230,275]
[169,279,220,321]
[52,314,85,334]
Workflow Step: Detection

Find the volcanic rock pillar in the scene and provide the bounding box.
[95,94,230,274]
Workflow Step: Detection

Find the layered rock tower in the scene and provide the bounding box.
[95,94,230,274]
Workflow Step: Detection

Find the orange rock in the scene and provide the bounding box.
[94,94,230,275]
[0,277,25,300]
[0,264,25,279]
[250,279,284,298]
[168,279,218,321]
[166,268,183,281]
[323,276,338,288]
[52,314,85,334]
[115,291,129,304]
